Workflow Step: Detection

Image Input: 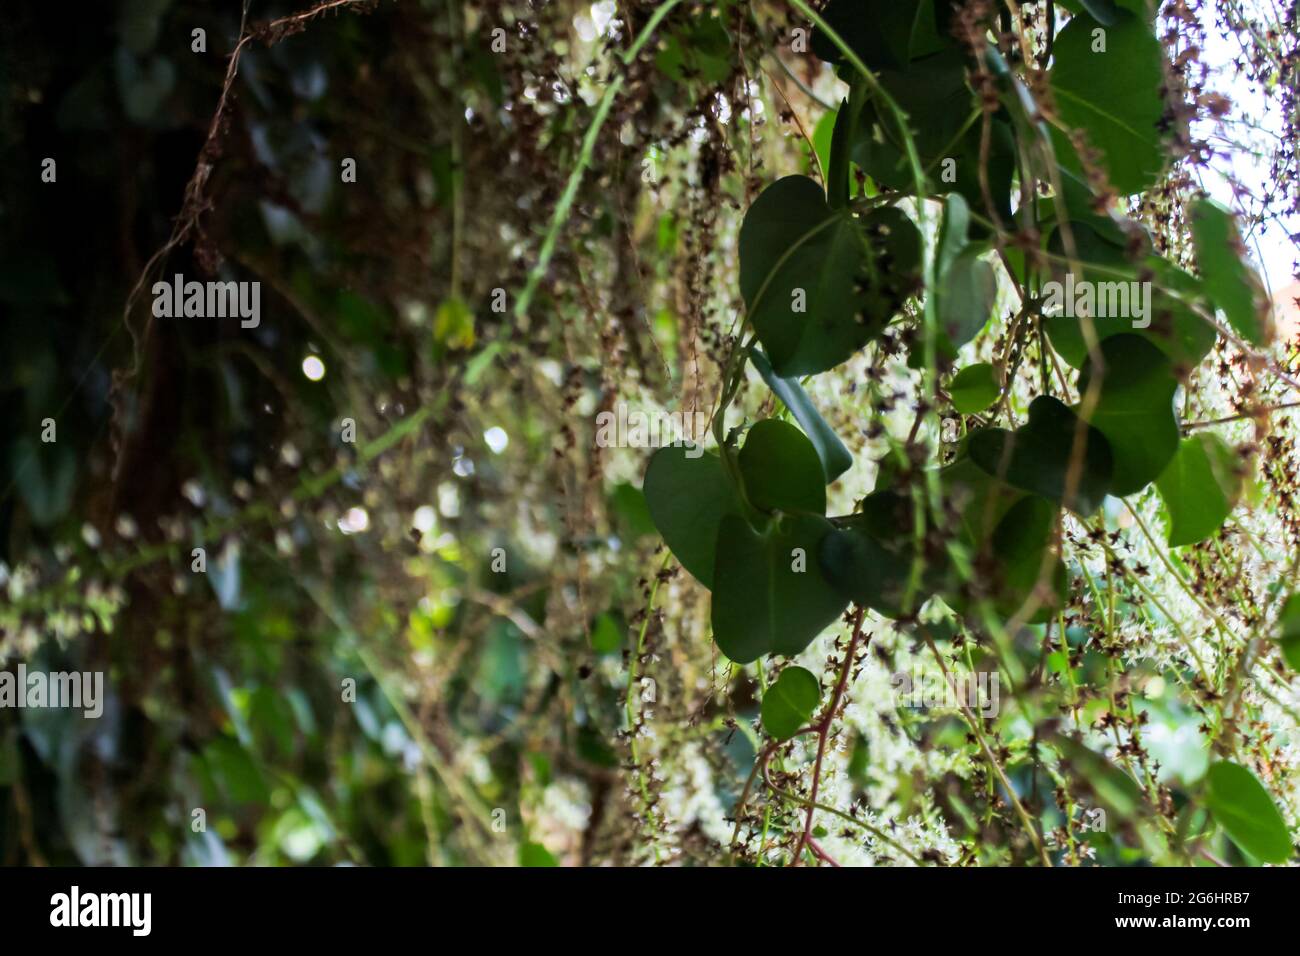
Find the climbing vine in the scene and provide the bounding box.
[644,0,1298,866]
[4,0,1300,869]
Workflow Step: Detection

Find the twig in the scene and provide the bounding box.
[791,606,867,866]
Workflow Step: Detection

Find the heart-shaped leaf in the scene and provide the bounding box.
[926,194,997,358]
[1049,11,1167,195]
[1204,761,1293,864]
[643,446,742,589]
[751,349,853,482]
[738,419,827,515]
[867,49,976,160]
[1078,334,1180,496]
[740,175,918,377]
[969,395,1113,515]
[761,666,821,741]
[1047,166,1134,247]
[1155,433,1244,546]
[712,513,848,663]
[1043,230,1217,373]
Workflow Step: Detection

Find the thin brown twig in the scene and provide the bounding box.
[118,0,376,382]
[791,605,867,866]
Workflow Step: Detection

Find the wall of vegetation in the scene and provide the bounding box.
[1,0,1299,866]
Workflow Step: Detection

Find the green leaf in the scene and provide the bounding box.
[576,724,618,768]
[1057,0,1156,19]
[609,482,656,539]
[203,737,270,806]
[1190,199,1272,346]
[590,612,624,655]
[654,14,734,86]
[988,496,1065,621]
[520,841,559,867]
[937,248,997,354]
[949,362,999,414]
[930,465,1064,622]
[1043,229,1217,373]
[712,513,849,663]
[739,175,919,376]
[1155,433,1243,546]
[751,349,853,483]
[924,195,996,359]
[959,118,1018,228]
[1273,595,1300,672]
[811,107,837,184]
[969,395,1113,516]
[1048,167,1134,246]
[1078,334,1180,496]
[738,419,827,515]
[1076,0,1120,26]
[941,456,1025,549]
[867,49,976,161]
[850,59,1015,228]
[761,666,822,741]
[819,489,953,618]
[827,95,856,209]
[1144,256,1220,369]
[1049,11,1167,194]
[643,446,742,589]
[819,514,917,618]
[739,175,861,376]
[936,193,971,278]
[810,0,925,70]
[1204,761,1293,864]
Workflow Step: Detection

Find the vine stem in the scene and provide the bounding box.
[791,606,867,866]
[807,838,841,866]
[728,728,815,856]
[1182,401,1300,430]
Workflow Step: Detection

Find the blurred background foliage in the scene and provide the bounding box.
[1,0,1298,867]
[1,0,726,866]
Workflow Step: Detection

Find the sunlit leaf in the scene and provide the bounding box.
[761,666,821,741]
[1156,433,1244,546]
